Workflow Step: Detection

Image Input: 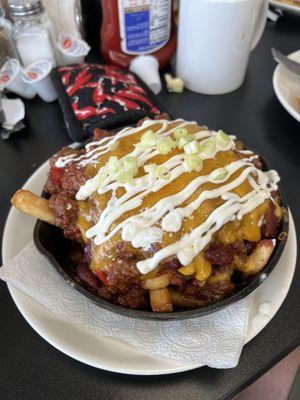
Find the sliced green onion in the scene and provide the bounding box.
[94,168,109,190]
[210,167,229,182]
[131,167,139,177]
[144,163,157,175]
[107,156,120,173]
[157,137,176,155]
[183,140,201,154]
[202,138,216,156]
[185,154,203,172]
[156,165,170,180]
[215,130,230,148]
[178,134,193,149]
[134,142,150,153]
[108,140,119,151]
[117,170,134,184]
[123,156,138,171]
[141,130,156,145]
[174,127,189,140]
[197,144,205,153]
[95,171,107,186]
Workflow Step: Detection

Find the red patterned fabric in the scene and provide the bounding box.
[57,64,161,134]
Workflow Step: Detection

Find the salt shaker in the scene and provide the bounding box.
[8,0,58,67]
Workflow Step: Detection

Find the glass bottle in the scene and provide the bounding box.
[8,0,58,67]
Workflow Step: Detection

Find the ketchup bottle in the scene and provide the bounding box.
[100,0,176,94]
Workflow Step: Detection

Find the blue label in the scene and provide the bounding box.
[119,0,171,55]
[125,10,149,53]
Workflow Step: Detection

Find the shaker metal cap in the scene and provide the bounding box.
[8,0,45,17]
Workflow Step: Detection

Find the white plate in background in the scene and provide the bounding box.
[270,0,300,15]
[273,50,300,123]
[2,161,297,375]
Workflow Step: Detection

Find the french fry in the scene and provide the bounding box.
[208,269,232,285]
[11,189,56,226]
[141,273,170,290]
[238,239,275,276]
[150,287,173,312]
[169,289,199,308]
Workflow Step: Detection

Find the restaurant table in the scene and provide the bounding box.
[0,13,299,400]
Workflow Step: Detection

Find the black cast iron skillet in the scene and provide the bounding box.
[33,137,289,321]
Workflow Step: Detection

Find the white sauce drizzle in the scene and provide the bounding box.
[56,119,194,168]
[239,150,254,155]
[87,157,255,246]
[56,119,280,275]
[76,124,213,201]
[137,178,278,273]
[84,135,236,244]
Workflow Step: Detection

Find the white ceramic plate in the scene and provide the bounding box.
[2,161,297,375]
[273,50,300,122]
[270,0,300,15]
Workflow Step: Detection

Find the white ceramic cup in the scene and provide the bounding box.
[176,0,268,95]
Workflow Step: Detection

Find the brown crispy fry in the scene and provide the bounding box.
[141,273,170,290]
[208,269,233,285]
[169,289,199,308]
[150,287,173,312]
[11,190,56,226]
[235,239,275,276]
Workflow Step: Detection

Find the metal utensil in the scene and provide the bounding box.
[271,47,300,76]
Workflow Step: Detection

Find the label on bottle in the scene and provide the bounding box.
[118,0,171,55]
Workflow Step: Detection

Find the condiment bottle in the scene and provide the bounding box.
[0,4,18,67]
[8,0,58,67]
[100,0,176,94]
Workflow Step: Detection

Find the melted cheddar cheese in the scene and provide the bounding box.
[73,121,280,282]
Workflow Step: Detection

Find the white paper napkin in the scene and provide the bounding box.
[0,241,251,368]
